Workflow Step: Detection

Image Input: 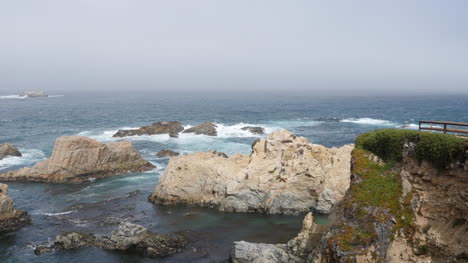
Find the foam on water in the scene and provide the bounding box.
[32,210,78,217]
[0,148,46,170]
[341,118,396,126]
[0,95,27,99]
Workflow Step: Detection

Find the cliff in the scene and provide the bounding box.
[311,129,468,263]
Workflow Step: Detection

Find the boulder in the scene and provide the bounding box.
[183,122,217,136]
[241,126,265,135]
[0,143,22,160]
[0,136,155,183]
[150,130,353,215]
[113,121,184,138]
[0,183,31,233]
[156,149,179,158]
[230,212,326,263]
[34,222,187,258]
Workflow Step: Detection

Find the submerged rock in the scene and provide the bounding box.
[0,183,31,233]
[113,121,184,138]
[0,136,155,183]
[183,122,217,136]
[150,130,353,215]
[241,126,265,135]
[156,149,180,158]
[0,143,22,160]
[34,222,187,258]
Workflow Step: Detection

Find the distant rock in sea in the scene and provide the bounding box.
[0,143,22,160]
[149,129,353,215]
[156,149,180,158]
[34,222,187,258]
[241,126,265,135]
[113,121,184,138]
[0,136,155,183]
[22,91,48,98]
[0,183,31,233]
[183,122,217,136]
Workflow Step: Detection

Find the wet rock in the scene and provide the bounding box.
[150,130,353,215]
[113,121,184,138]
[0,143,22,160]
[156,149,180,158]
[34,222,187,258]
[0,136,155,183]
[183,122,217,136]
[0,183,31,233]
[241,126,265,135]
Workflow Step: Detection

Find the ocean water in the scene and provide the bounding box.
[0,91,467,262]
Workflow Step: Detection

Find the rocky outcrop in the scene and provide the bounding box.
[113,121,184,138]
[0,183,31,233]
[183,122,217,136]
[150,130,353,215]
[156,149,180,158]
[0,136,154,183]
[34,222,187,258]
[230,212,327,263]
[22,91,48,98]
[241,126,265,135]
[311,131,468,263]
[0,143,22,160]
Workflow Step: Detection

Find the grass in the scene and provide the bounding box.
[355,129,466,169]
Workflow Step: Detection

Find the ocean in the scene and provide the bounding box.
[0,91,467,262]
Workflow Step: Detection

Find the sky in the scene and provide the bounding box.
[0,0,467,94]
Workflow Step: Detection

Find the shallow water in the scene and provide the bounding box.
[0,91,467,262]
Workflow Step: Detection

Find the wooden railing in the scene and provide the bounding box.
[419,121,468,135]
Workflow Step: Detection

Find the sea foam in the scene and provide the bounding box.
[341,118,396,126]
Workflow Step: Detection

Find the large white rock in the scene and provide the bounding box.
[150,130,353,215]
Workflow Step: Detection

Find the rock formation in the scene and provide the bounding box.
[34,222,187,258]
[0,183,31,233]
[0,143,22,160]
[0,136,154,183]
[113,121,184,138]
[156,149,180,158]
[183,122,217,136]
[311,129,468,263]
[150,130,353,215]
[230,212,327,263]
[241,126,265,135]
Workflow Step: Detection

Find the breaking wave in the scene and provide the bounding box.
[340,118,396,126]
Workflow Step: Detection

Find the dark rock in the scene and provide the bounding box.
[0,143,22,160]
[183,122,217,136]
[241,126,265,135]
[34,222,188,258]
[0,183,31,233]
[113,121,184,138]
[156,150,180,158]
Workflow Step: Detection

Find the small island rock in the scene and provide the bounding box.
[183,122,217,136]
[0,183,31,233]
[0,136,155,183]
[113,121,184,138]
[0,143,22,160]
[156,149,180,158]
[241,126,265,135]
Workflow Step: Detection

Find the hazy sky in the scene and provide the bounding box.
[1,0,467,93]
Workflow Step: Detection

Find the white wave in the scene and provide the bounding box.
[40,210,78,216]
[0,148,46,171]
[0,95,27,99]
[398,123,420,129]
[341,118,396,126]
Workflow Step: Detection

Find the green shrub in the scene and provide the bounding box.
[355,129,466,169]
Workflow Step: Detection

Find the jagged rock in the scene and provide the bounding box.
[0,136,154,183]
[34,222,187,258]
[241,126,265,135]
[113,121,184,138]
[230,213,326,263]
[183,122,217,136]
[150,130,353,215]
[22,91,48,98]
[156,149,180,158]
[0,143,22,160]
[0,183,31,233]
